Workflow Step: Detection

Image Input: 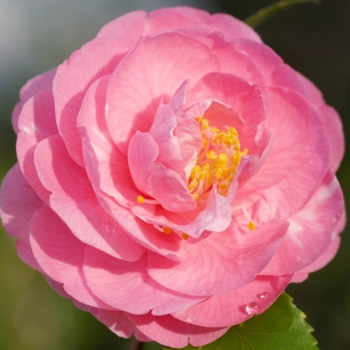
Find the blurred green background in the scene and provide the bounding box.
[0,0,349,349]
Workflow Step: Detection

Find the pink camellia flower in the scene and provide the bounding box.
[0,7,345,348]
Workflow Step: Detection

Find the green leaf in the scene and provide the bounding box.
[162,293,318,350]
[245,0,321,28]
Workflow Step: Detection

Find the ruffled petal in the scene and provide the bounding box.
[127,313,228,349]
[83,246,205,315]
[172,275,291,327]
[0,164,42,270]
[34,135,145,261]
[262,171,345,275]
[106,31,219,153]
[78,75,139,208]
[54,36,134,166]
[148,220,288,296]
[29,205,114,309]
[16,86,58,203]
[291,236,341,283]
[237,87,330,220]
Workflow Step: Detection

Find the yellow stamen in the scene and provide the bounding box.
[137,195,145,203]
[188,118,248,197]
[181,233,189,240]
[163,227,172,234]
[248,221,256,231]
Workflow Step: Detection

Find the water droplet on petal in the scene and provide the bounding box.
[259,292,269,299]
[245,301,259,315]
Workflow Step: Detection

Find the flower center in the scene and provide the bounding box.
[188,117,248,198]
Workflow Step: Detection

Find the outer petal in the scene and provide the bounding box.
[298,73,345,172]
[237,87,330,220]
[0,164,42,270]
[127,313,228,349]
[148,221,288,296]
[106,32,219,153]
[87,307,135,339]
[34,135,145,261]
[83,246,205,315]
[291,236,341,283]
[16,86,58,203]
[172,275,291,327]
[54,36,134,166]
[29,205,114,309]
[78,75,140,208]
[148,8,262,42]
[96,10,146,41]
[262,171,345,275]
[12,69,56,134]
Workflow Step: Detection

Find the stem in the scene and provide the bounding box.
[245,0,321,28]
[128,338,143,350]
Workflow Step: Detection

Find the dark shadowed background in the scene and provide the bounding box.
[0,1,349,349]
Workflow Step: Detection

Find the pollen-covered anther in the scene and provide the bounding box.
[163,227,172,234]
[137,195,145,203]
[188,118,248,197]
[248,221,256,231]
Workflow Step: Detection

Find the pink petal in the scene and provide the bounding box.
[188,72,266,152]
[128,132,196,211]
[78,75,139,208]
[87,307,135,339]
[148,221,288,296]
[210,13,262,42]
[172,275,291,327]
[133,188,232,240]
[0,164,41,238]
[106,32,219,153]
[262,171,345,275]
[146,7,210,33]
[0,164,42,270]
[298,73,345,172]
[29,205,114,309]
[19,68,56,103]
[16,86,58,203]
[54,36,134,166]
[34,135,145,261]
[83,246,205,315]
[96,10,146,41]
[127,313,228,348]
[237,87,330,219]
[291,236,341,283]
[97,193,188,261]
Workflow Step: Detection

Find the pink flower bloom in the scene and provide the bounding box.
[0,7,345,348]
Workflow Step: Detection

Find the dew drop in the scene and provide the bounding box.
[259,292,269,299]
[245,301,259,315]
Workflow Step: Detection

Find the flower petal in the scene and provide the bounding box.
[237,87,330,219]
[148,220,288,296]
[83,246,205,315]
[78,75,139,208]
[54,36,134,166]
[172,275,291,327]
[34,134,145,261]
[106,31,219,153]
[261,171,345,275]
[127,313,228,349]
